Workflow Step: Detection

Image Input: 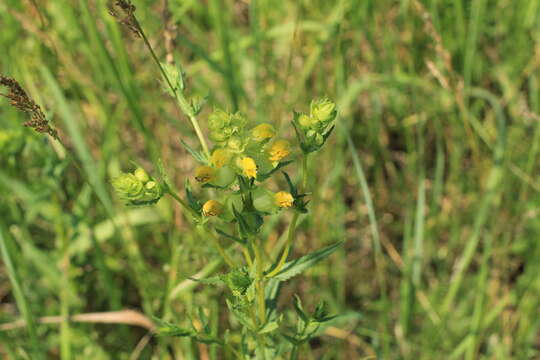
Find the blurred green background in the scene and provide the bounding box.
[1,0,540,358]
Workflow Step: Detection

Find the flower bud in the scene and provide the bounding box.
[275,191,294,208]
[203,200,224,216]
[227,135,244,152]
[211,148,231,168]
[208,109,232,142]
[112,173,145,202]
[311,98,336,126]
[133,167,150,183]
[298,114,314,129]
[140,181,163,203]
[237,157,257,179]
[195,165,216,184]
[208,109,248,143]
[251,123,275,142]
[268,139,291,162]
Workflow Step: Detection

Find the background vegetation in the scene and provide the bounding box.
[1,0,540,358]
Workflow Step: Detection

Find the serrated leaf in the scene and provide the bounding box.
[256,160,293,182]
[282,171,297,197]
[152,316,195,338]
[185,179,202,212]
[179,138,207,164]
[293,295,308,323]
[282,333,300,346]
[156,158,172,190]
[187,275,222,285]
[258,320,280,334]
[194,334,223,345]
[271,241,344,281]
[215,228,245,245]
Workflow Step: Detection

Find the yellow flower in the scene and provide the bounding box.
[211,149,230,168]
[195,165,216,183]
[238,157,257,179]
[203,200,224,216]
[251,123,276,142]
[268,139,291,162]
[275,191,294,208]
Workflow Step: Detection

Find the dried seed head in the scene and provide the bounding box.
[109,0,141,37]
[0,75,58,139]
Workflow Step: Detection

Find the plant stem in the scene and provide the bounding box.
[302,153,309,190]
[242,246,253,268]
[134,20,210,157]
[253,242,266,324]
[209,232,236,268]
[266,154,308,278]
[265,212,299,278]
[167,189,234,267]
[166,189,200,218]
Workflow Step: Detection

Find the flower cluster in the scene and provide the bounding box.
[111,99,336,223]
[184,107,304,226]
[111,167,163,205]
[293,98,336,154]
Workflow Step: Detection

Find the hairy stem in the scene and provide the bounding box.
[134,20,210,157]
[209,232,236,268]
[253,242,266,324]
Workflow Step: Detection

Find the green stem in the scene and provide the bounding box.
[209,232,236,268]
[265,213,299,278]
[253,242,266,324]
[242,246,253,268]
[166,189,200,218]
[134,20,210,157]
[266,154,308,278]
[302,153,309,190]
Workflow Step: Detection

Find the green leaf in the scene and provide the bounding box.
[185,179,202,212]
[271,241,344,281]
[256,160,293,182]
[215,228,245,245]
[160,62,185,97]
[259,320,280,334]
[293,295,309,323]
[187,275,222,285]
[153,317,195,338]
[179,138,207,164]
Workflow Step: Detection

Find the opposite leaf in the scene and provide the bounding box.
[270,241,344,281]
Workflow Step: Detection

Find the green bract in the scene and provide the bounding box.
[293,98,337,154]
[112,168,163,205]
[222,267,252,297]
[208,109,247,145]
